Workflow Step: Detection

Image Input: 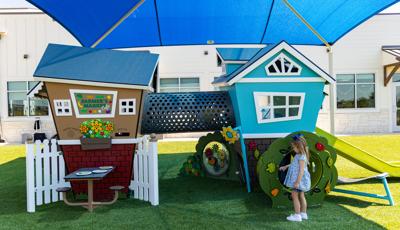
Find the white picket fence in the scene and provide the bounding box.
[26,136,159,212]
[26,139,70,213]
[129,135,159,206]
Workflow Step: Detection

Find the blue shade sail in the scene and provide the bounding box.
[27,0,400,48]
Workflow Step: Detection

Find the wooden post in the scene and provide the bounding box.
[148,134,159,206]
[26,142,35,213]
[88,180,94,212]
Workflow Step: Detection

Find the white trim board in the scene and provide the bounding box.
[242,133,290,138]
[34,77,154,91]
[238,77,325,83]
[58,138,144,145]
[226,41,334,86]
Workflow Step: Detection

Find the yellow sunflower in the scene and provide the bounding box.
[221,126,239,144]
[80,125,89,134]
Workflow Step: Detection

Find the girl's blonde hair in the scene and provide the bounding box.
[291,134,310,161]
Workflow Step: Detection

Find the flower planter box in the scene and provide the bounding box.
[80,137,111,150]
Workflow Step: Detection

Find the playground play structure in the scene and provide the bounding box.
[24,0,400,211]
[29,40,397,209]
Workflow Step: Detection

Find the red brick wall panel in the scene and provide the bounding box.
[61,144,135,201]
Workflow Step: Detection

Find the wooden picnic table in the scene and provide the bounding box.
[60,167,123,212]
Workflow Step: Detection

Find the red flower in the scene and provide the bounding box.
[205,148,213,157]
[315,142,325,151]
[100,131,104,136]
[248,141,257,151]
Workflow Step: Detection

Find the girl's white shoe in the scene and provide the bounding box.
[286,214,302,222]
[300,212,308,220]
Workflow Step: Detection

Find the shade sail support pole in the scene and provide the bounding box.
[90,0,145,48]
[282,0,331,51]
[328,49,335,134]
[283,0,335,134]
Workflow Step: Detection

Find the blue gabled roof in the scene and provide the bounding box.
[34,44,159,88]
[216,48,262,62]
[213,42,279,85]
[213,41,334,85]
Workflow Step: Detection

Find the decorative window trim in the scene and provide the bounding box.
[70,89,117,118]
[54,99,72,116]
[119,99,136,115]
[253,92,305,123]
[265,53,302,76]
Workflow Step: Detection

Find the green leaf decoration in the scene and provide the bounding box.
[254,149,260,160]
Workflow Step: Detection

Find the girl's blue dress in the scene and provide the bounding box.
[284,154,311,192]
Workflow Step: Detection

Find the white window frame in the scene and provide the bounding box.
[253,92,305,123]
[53,99,72,116]
[70,89,118,118]
[336,73,376,112]
[119,98,136,115]
[265,53,302,76]
[158,77,200,92]
[6,81,50,118]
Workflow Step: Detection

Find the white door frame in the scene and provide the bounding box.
[392,82,400,132]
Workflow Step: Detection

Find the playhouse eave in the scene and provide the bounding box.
[34,77,155,91]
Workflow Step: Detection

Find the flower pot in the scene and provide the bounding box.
[80,137,112,150]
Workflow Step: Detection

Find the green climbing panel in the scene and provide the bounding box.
[180,132,242,181]
[257,131,338,208]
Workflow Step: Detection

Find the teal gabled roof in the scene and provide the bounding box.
[34,44,159,89]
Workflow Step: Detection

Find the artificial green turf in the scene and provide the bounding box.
[341,135,400,162]
[0,137,399,229]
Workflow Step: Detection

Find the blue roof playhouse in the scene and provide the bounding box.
[214,41,335,138]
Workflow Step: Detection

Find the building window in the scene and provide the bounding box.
[253,92,305,123]
[265,53,302,76]
[7,81,49,117]
[54,100,72,116]
[336,74,375,109]
[159,77,200,92]
[119,99,136,115]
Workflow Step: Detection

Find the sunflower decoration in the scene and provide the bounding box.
[80,119,114,138]
[221,126,239,144]
[80,124,89,134]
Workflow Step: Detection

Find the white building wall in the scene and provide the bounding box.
[0,12,78,143]
[316,14,400,134]
[1,11,400,142]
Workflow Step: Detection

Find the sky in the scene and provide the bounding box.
[1,0,400,13]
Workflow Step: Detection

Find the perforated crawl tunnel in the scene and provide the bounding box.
[257,131,338,208]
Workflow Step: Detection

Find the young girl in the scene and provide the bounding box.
[279,134,311,222]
